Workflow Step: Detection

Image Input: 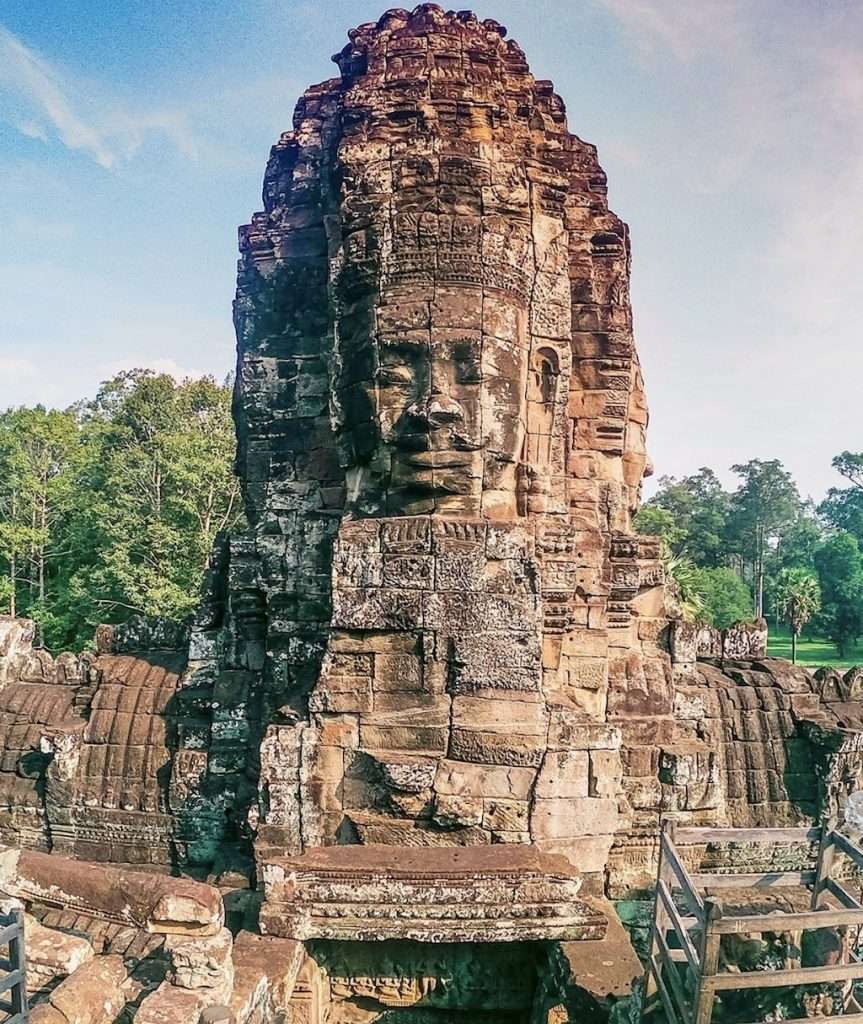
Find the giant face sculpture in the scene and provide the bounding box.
[336,283,531,520]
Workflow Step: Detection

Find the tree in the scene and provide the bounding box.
[664,552,705,621]
[773,568,821,664]
[692,567,753,629]
[633,505,685,551]
[726,459,801,618]
[820,452,863,546]
[59,371,242,645]
[637,468,731,566]
[814,532,863,657]
[0,371,242,650]
[820,487,863,545]
[833,451,863,489]
[0,407,79,617]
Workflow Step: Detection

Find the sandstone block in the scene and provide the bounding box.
[25,913,94,996]
[167,927,234,1004]
[375,756,437,793]
[433,760,536,800]
[481,798,530,833]
[433,794,483,828]
[531,797,618,839]
[547,714,621,751]
[29,1007,67,1024]
[373,652,423,691]
[449,728,545,767]
[382,555,433,589]
[534,751,589,799]
[589,749,624,798]
[229,931,303,1021]
[535,835,616,874]
[136,981,207,1024]
[48,954,128,1024]
[3,849,224,936]
[332,589,422,630]
[451,695,547,735]
[451,632,542,693]
[315,714,359,747]
[360,724,448,754]
[423,592,539,631]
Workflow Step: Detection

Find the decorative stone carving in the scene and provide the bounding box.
[260,845,605,942]
[0,847,223,935]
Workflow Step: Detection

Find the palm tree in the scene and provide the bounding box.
[664,551,705,621]
[774,568,822,664]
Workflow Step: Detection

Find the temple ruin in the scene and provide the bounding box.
[1,5,863,1021]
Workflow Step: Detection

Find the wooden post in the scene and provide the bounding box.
[8,907,28,1021]
[811,814,838,910]
[693,899,723,1024]
[643,820,669,1020]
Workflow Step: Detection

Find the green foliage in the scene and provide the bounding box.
[639,452,863,661]
[0,405,81,618]
[820,487,863,544]
[814,531,863,657]
[691,567,753,629]
[832,451,863,489]
[638,468,730,566]
[773,567,821,662]
[0,371,241,650]
[725,459,802,616]
[633,505,685,550]
[820,451,863,546]
[664,551,704,621]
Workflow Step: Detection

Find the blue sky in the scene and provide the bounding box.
[1,1,861,501]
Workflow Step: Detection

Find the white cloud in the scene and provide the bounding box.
[598,0,743,61]
[0,23,197,169]
[596,0,863,330]
[98,357,209,383]
[0,354,38,379]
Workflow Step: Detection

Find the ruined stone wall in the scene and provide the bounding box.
[0,616,184,868]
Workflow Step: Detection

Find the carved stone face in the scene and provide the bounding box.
[338,292,529,519]
[377,332,484,514]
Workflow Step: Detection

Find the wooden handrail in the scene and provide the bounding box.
[0,909,28,1022]
[660,833,706,918]
[827,877,863,910]
[831,829,863,870]
[689,870,815,889]
[642,821,863,1024]
[713,906,863,934]
[673,827,821,844]
[657,879,701,974]
[710,960,863,990]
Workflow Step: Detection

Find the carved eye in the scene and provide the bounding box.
[376,365,414,386]
[454,346,481,383]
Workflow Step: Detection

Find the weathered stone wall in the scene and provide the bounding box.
[0,616,184,868]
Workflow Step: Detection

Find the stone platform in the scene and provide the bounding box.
[260,844,606,943]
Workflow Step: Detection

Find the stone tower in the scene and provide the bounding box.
[230,3,668,888]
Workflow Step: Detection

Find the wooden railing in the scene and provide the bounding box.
[0,911,27,1023]
[643,820,863,1024]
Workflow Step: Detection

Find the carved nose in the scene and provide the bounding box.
[405,395,464,429]
[427,396,463,426]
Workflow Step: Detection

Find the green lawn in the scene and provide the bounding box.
[767,623,863,669]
